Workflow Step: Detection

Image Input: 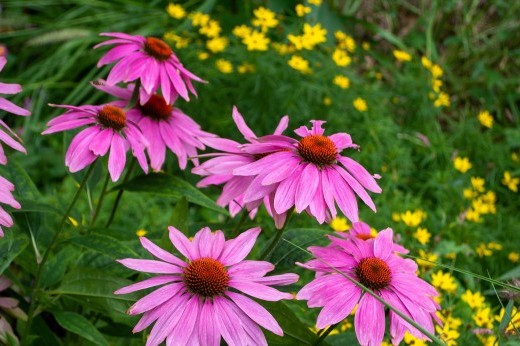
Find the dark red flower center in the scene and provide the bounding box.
[97,105,126,131]
[144,37,173,61]
[297,135,337,166]
[355,257,391,290]
[138,94,172,121]
[183,257,230,297]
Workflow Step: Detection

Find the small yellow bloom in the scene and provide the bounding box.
[295,4,311,16]
[333,75,350,89]
[476,243,492,257]
[478,110,493,128]
[308,0,322,5]
[463,188,477,199]
[430,64,443,78]
[303,23,327,46]
[163,32,190,49]
[232,25,252,39]
[487,242,502,251]
[496,306,520,335]
[190,12,210,27]
[335,31,355,52]
[502,171,519,192]
[431,270,457,293]
[453,156,472,173]
[393,49,412,62]
[272,42,293,55]
[400,210,426,227]
[466,209,482,223]
[461,290,486,310]
[242,30,270,51]
[166,3,186,19]
[68,217,79,227]
[508,252,519,262]
[362,41,370,50]
[215,59,233,74]
[237,63,255,74]
[413,227,431,245]
[403,332,428,346]
[391,212,401,222]
[329,216,350,232]
[421,56,432,69]
[432,79,443,92]
[288,55,311,73]
[252,7,278,30]
[353,97,367,112]
[434,92,450,107]
[206,37,228,53]
[136,229,147,237]
[471,177,485,192]
[197,51,209,60]
[199,19,221,38]
[332,48,351,66]
[473,307,494,329]
[417,250,438,269]
[512,151,519,162]
[323,97,332,106]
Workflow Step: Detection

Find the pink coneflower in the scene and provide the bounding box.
[95,32,204,105]
[0,276,24,343]
[0,57,30,164]
[42,103,148,181]
[192,106,290,227]
[234,120,382,224]
[339,221,408,254]
[297,228,440,345]
[116,226,298,346]
[93,81,212,171]
[0,176,20,237]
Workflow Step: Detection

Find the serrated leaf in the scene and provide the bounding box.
[53,311,108,346]
[68,234,139,259]
[0,232,29,276]
[116,173,227,214]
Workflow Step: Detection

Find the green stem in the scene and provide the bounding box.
[315,323,339,345]
[23,163,96,342]
[90,170,110,226]
[126,79,141,110]
[259,209,293,260]
[231,210,249,237]
[105,158,136,228]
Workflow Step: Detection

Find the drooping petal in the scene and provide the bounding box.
[354,294,385,346]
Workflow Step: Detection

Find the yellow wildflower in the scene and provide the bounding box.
[466,209,482,223]
[166,3,186,19]
[136,229,147,237]
[476,243,492,257]
[68,217,79,227]
[496,306,520,335]
[391,212,401,222]
[199,19,221,38]
[444,252,456,260]
[332,48,351,66]
[473,307,494,329]
[362,42,370,50]
[508,252,519,262]
[403,332,428,346]
[237,63,255,74]
[206,37,228,53]
[232,25,252,39]
[308,0,322,5]
[400,209,426,227]
[512,151,519,162]
[295,4,311,16]
[288,55,311,74]
[323,97,332,106]
[353,97,367,112]
[330,216,350,232]
[471,177,485,192]
[197,52,209,60]
[333,75,350,89]
[502,171,519,192]
[421,56,432,69]
[252,7,278,31]
[453,156,472,173]
[393,49,412,62]
[242,30,270,51]
[478,110,493,128]
[190,12,210,27]
[417,250,438,269]
[435,324,460,346]
[481,190,496,204]
[413,227,431,245]
[215,59,233,74]
[463,188,477,199]
[272,43,293,55]
[487,242,502,251]
[431,270,457,293]
[461,290,485,310]
[303,23,327,45]
[163,32,190,49]
[434,92,450,107]
[430,64,443,78]
[432,79,442,92]
[335,31,355,52]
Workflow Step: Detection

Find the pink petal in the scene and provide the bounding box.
[168,226,197,261]
[117,259,183,274]
[373,228,393,261]
[108,134,127,181]
[115,275,177,294]
[338,156,382,193]
[129,283,184,315]
[316,288,360,329]
[219,227,260,266]
[0,97,30,116]
[228,280,292,301]
[354,294,385,346]
[139,237,186,267]
[198,300,221,346]
[294,163,319,212]
[232,106,256,140]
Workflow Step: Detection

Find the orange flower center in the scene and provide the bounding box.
[97,105,126,131]
[355,257,392,290]
[356,234,375,241]
[144,37,173,61]
[183,257,230,297]
[138,94,172,121]
[297,135,337,166]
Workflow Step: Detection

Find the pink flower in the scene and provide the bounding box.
[0,57,30,165]
[297,228,440,345]
[192,106,290,227]
[93,81,213,171]
[42,103,148,181]
[0,276,24,343]
[95,32,204,105]
[0,176,20,237]
[234,120,382,224]
[116,226,298,346]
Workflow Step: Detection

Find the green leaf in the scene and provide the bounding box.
[53,311,109,346]
[51,268,137,301]
[271,228,330,268]
[0,160,40,200]
[0,232,29,276]
[68,234,139,259]
[327,332,359,345]
[499,265,520,281]
[116,173,227,214]
[11,199,61,214]
[263,301,324,345]
[499,300,515,332]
